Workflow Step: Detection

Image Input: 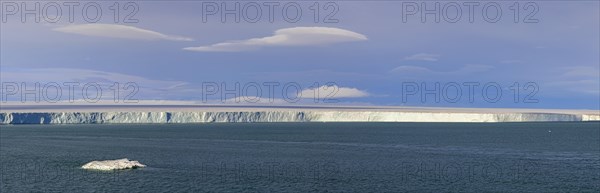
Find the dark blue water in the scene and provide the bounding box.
[1,122,599,192]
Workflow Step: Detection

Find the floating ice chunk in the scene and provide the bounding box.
[82,158,146,170]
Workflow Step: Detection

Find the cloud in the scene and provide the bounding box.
[0,100,206,106]
[298,85,370,98]
[404,53,440,62]
[545,66,600,95]
[560,66,600,78]
[500,60,524,64]
[390,64,493,75]
[183,27,367,52]
[0,67,191,101]
[0,68,185,86]
[222,96,289,104]
[546,80,600,95]
[53,24,193,41]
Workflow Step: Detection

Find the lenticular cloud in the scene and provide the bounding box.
[183,27,367,52]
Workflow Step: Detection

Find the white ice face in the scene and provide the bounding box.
[81,158,146,171]
[2,110,598,124]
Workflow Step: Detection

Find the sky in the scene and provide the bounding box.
[0,1,599,109]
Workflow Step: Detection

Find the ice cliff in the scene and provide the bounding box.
[0,111,598,124]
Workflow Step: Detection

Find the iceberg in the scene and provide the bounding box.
[81,158,146,171]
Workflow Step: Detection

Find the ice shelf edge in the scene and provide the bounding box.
[1,111,599,124]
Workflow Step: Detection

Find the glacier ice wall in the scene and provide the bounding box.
[0,111,598,124]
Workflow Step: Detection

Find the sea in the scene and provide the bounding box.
[1,122,599,192]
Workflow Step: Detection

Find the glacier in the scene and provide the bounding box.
[0,111,598,124]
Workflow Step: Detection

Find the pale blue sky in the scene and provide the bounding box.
[1,1,598,109]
